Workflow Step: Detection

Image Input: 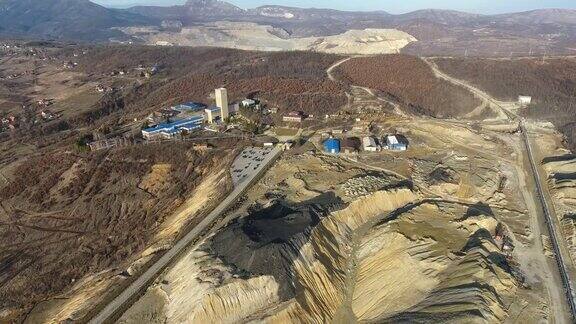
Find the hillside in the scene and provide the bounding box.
[0,0,152,41]
[335,55,481,118]
[0,0,574,56]
[0,44,348,322]
[434,57,576,151]
[73,46,347,119]
[0,142,238,321]
[128,0,245,21]
[123,2,576,56]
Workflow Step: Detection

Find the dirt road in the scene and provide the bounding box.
[326,56,408,117]
[521,121,576,320]
[422,58,517,120]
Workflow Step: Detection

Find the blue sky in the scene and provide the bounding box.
[95,0,575,14]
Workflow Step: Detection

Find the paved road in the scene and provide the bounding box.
[521,120,576,320]
[88,145,283,324]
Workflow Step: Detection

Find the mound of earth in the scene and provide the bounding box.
[544,155,576,207]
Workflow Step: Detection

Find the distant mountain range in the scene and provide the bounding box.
[0,0,153,40]
[1,0,575,56]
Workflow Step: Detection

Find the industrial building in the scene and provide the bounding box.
[142,116,204,140]
[323,138,341,154]
[241,99,257,107]
[216,88,229,120]
[362,136,380,152]
[204,107,222,124]
[386,135,407,151]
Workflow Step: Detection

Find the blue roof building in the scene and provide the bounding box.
[323,138,341,154]
[142,116,204,139]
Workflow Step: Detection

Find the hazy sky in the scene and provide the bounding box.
[94,0,576,14]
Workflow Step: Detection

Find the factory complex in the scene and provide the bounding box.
[141,116,205,140]
[142,87,240,140]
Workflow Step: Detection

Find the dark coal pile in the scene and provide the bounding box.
[209,192,343,299]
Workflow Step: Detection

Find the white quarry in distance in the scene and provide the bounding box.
[118,22,417,55]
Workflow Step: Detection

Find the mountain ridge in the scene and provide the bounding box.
[0,0,153,41]
[0,0,575,56]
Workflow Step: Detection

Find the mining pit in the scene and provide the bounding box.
[119,121,555,323]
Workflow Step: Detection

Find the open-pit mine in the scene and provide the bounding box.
[119,118,559,323]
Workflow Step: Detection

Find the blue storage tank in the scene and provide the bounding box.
[323,138,341,154]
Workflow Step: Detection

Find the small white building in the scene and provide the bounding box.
[386,135,407,151]
[518,96,532,105]
[362,136,379,152]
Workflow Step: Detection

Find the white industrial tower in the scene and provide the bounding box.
[215,88,229,120]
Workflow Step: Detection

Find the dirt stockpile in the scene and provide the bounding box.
[335,55,481,118]
[120,188,521,323]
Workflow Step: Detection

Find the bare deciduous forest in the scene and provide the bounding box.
[75,47,347,119]
[434,58,576,151]
[335,55,481,118]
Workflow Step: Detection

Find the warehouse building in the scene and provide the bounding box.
[386,135,407,151]
[518,96,532,106]
[323,138,341,154]
[241,99,257,107]
[283,111,305,123]
[342,137,361,154]
[362,136,380,152]
[172,102,207,113]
